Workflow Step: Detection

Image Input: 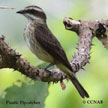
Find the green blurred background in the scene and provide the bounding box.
[0,0,108,108]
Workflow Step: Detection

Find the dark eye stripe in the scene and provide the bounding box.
[26,9,37,14]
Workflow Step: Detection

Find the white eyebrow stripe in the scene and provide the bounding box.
[26,7,43,12]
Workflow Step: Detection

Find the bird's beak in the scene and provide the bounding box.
[16,10,26,14]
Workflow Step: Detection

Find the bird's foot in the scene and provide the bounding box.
[44,63,54,70]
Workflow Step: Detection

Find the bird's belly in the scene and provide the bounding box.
[31,42,54,63]
[24,29,54,63]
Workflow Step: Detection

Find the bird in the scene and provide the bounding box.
[16,5,89,98]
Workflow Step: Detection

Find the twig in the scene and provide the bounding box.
[0,6,15,9]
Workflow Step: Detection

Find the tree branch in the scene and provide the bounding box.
[63,18,108,73]
[0,18,108,83]
[0,6,15,9]
[0,36,66,82]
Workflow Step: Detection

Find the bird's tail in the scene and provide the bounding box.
[56,63,89,98]
[68,74,89,98]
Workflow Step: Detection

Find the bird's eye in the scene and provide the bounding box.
[30,9,36,12]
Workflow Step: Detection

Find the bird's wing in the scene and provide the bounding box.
[34,24,72,71]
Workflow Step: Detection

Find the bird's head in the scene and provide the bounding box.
[16,5,46,23]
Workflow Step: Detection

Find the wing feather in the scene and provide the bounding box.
[35,24,72,71]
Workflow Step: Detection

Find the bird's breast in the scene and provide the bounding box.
[24,22,54,63]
